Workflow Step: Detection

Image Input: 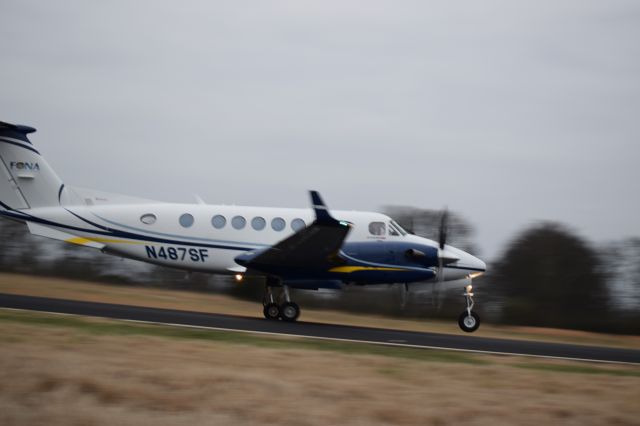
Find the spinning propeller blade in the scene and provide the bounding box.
[433,208,449,310]
[438,209,448,250]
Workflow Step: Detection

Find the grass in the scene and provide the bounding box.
[1,309,639,426]
[0,309,486,365]
[514,362,640,378]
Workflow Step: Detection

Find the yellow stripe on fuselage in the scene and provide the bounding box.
[328,266,407,273]
[65,237,144,246]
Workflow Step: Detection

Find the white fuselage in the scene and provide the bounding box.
[27,201,484,283]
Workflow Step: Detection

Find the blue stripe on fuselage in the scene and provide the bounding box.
[1,208,254,251]
[0,137,41,155]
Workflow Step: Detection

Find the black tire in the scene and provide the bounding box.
[458,310,480,333]
[280,302,300,322]
[263,303,280,320]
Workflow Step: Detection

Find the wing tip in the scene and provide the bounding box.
[309,190,324,208]
[308,190,346,226]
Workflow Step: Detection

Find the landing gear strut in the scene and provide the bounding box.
[458,285,480,333]
[262,283,301,322]
[262,285,280,319]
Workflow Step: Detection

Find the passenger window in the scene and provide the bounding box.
[271,217,286,231]
[251,216,266,230]
[179,213,194,228]
[211,215,226,229]
[368,221,386,236]
[232,216,246,230]
[291,218,306,232]
[140,213,156,225]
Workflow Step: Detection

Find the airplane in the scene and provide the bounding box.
[0,120,486,332]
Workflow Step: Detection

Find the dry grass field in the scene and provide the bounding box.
[1,273,639,349]
[1,310,639,426]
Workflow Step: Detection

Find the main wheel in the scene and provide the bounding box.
[263,303,280,320]
[458,310,480,333]
[280,302,300,322]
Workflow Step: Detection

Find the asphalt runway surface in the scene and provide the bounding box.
[1,293,639,365]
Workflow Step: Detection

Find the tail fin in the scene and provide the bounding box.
[0,121,64,209]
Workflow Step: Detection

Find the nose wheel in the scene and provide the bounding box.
[458,310,480,332]
[458,285,480,332]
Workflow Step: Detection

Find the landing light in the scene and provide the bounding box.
[234,274,243,282]
[469,272,484,279]
[466,284,473,293]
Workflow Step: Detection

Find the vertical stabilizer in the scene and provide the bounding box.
[0,121,64,209]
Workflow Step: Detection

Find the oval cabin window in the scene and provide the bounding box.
[251,216,266,230]
[271,217,286,231]
[179,213,194,228]
[232,216,246,230]
[140,214,157,225]
[211,215,226,229]
[291,218,306,231]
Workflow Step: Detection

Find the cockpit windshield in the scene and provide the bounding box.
[389,220,408,236]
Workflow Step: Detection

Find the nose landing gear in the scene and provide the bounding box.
[458,285,480,333]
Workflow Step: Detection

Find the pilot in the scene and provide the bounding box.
[369,222,385,236]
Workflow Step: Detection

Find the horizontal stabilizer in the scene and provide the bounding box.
[27,222,105,249]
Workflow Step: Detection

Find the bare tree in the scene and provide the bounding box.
[601,238,640,310]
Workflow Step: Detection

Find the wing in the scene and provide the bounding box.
[234,191,351,273]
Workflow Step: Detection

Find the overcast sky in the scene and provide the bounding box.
[1,0,639,259]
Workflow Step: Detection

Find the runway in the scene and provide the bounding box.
[1,293,639,365]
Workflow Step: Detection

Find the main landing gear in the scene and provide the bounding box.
[458,284,480,333]
[263,284,300,322]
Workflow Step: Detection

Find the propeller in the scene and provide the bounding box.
[438,209,448,250]
[433,208,449,310]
